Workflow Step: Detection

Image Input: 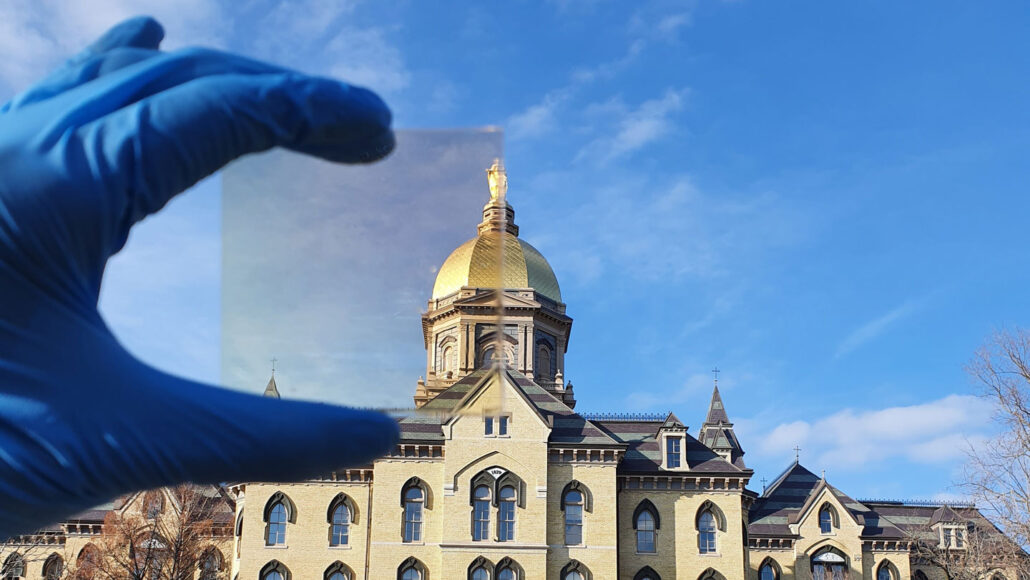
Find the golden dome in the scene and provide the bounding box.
[432,231,562,303]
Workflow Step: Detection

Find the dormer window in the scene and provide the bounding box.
[485,415,510,437]
[666,437,682,468]
[818,504,839,534]
[940,525,966,549]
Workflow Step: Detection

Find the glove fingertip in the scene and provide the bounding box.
[91,16,165,54]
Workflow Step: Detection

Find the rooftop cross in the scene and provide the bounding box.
[712,366,721,387]
[761,477,768,492]
[271,357,277,375]
[793,445,801,462]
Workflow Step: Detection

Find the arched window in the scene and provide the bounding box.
[633,500,660,554]
[199,548,222,580]
[496,557,522,580]
[471,568,489,580]
[760,560,780,580]
[498,485,516,541]
[700,569,727,580]
[75,544,99,580]
[472,485,491,541]
[811,548,848,580]
[564,489,584,545]
[266,502,287,545]
[327,493,355,547]
[398,557,426,580]
[537,345,552,380]
[260,561,290,580]
[324,561,354,580]
[698,510,717,553]
[913,571,930,580]
[560,560,591,580]
[43,554,63,580]
[634,566,661,580]
[877,563,897,580]
[404,487,424,542]
[144,490,164,519]
[2,553,24,580]
[819,504,838,534]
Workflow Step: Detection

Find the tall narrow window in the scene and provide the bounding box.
[498,485,516,541]
[402,569,421,580]
[498,570,515,580]
[471,568,489,580]
[404,487,424,542]
[43,555,63,580]
[666,437,681,468]
[636,510,656,553]
[199,549,221,580]
[2,553,24,580]
[266,502,287,545]
[877,565,894,580]
[472,485,491,541]
[819,506,834,534]
[264,572,283,580]
[698,510,717,553]
[499,415,509,436]
[330,503,350,546]
[564,490,584,545]
[760,563,777,580]
[485,416,494,435]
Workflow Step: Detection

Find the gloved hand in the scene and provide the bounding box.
[0,16,399,539]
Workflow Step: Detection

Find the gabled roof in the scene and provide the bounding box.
[748,462,905,539]
[592,419,750,475]
[930,505,964,525]
[399,367,620,447]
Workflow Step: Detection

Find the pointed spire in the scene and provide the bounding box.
[263,375,280,399]
[704,384,730,425]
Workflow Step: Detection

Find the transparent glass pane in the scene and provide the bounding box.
[221,129,504,412]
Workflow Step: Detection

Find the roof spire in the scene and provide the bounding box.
[263,359,281,399]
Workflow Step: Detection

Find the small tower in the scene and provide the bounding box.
[263,375,280,399]
[697,382,745,466]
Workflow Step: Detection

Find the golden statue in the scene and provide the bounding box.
[486,158,508,201]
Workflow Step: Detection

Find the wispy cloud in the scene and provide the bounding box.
[835,298,926,359]
[507,89,571,140]
[575,88,688,163]
[747,394,994,470]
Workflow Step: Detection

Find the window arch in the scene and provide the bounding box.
[696,500,727,531]
[633,499,660,554]
[43,554,64,580]
[495,557,523,580]
[811,547,848,580]
[235,509,245,537]
[263,492,297,523]
[560,560,591,580]
[467,556,493,580]
[327,493,356,546]
[259,561,290,580]
[913,571,930,580]
[266,502,287,546]
[2,553,24,580]
[470,468,525,508]
[199,547,223,580]
[559,481,593,512]
[398,557,427,580]
[401,477,433,508]
[324,561,354,580]
[75,544,99,579]
[634,566,661,580]
[537,344,552,380]
[877,562,898,580]
[819,503,839,534]
[700,569,727,580]
[759,559,781,580]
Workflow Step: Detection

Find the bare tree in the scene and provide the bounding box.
[911,512,1027,580]
[0,533,64,579]
[65,485,229,580]
[965,329,1030,550]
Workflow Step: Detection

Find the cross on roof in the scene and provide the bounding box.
[712,366,721,386]
[793,445,801,462]
[761,477,768,491]
[271,357,278,375]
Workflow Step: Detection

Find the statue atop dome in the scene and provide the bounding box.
[486,158,508,202]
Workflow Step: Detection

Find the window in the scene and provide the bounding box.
[330,503,350,546]
[484,415,509,436]
[496,557,521,580]
[498,485,516,541]
[698,510,717,554]
[564,490,584,545]
[485,416,494,435]
[561,561,590,580]
[328,574,348,580]
[499,415,509,435]
[266,502,287,545]
[666,436,681,468]
[264,572,283,580]
[760,562,777,580]
[877,564,895,580]
[565,574,583,580]
[442,345,454,375]
[404,487,424,542]
[43,555,63,580]
[636,510,657,553]
[472,568,489,580]
[634,568,661,580]
[260,561,290,580]
[812,549,848,580]
[399,558,426,580]
[499,570,515,580]
[324,561,354,580]
[199,549,221,580]
[819,505,836,534]
[2,553,24,580]
[402,571,420,580]
[941,525,966,548]
[473,485,491,541]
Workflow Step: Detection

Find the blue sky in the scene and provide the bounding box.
[4,0,1029,503]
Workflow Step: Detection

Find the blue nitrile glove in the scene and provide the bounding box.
[0,16,399,539]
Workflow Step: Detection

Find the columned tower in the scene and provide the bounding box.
[416,161,574,407]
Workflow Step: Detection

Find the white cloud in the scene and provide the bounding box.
[835,298,925,359]
[752,394,995,470]
[0,0,224,94]
[326,26,410,94]
[507,90,571,140]
[576,88,688,163]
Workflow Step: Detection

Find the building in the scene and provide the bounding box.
[1,163,1019,580]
